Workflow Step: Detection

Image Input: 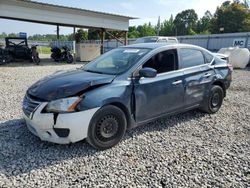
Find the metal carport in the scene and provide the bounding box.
[0,0,136,53]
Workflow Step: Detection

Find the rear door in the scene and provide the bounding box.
[134,49,185,122]
[178,48,215,107]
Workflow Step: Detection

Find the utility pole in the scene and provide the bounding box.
[157,16,160,36]
[56,25,59,40]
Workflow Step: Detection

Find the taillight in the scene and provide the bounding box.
[227,63,233,71]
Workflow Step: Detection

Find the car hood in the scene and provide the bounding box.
[27,69,116,101]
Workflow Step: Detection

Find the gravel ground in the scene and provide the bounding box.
[0,63,249,187]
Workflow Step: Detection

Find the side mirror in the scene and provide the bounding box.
[139,67,157,78]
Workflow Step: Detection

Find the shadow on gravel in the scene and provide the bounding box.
[0,110,206,177]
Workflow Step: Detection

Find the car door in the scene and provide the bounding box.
[178,48,215,107]
[133,49,185,123]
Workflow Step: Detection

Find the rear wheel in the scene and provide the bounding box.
[66,54,73,64]
[200,85,224,114]
[87,105,127,150]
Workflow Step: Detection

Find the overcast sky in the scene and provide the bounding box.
[0,0,226,36]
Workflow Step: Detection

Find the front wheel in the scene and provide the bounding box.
[87,105,127,150]
[32,55,40,65]
[200,85,224,114]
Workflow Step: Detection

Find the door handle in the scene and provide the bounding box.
[172,80,182,85]
[203,73,212,78]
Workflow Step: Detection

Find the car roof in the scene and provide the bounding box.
[122,43,205,50]
[137,36,177,39]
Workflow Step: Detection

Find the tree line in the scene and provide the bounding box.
[129,0,250,37]
[0,0,249,42]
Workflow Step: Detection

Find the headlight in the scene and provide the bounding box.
[45,97,83,113]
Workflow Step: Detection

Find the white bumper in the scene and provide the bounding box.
[23,103,99,144]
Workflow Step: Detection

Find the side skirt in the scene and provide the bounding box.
[131,104,200,129]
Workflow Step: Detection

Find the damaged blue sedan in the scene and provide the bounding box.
[23,43,232,149]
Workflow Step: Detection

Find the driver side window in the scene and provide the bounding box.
[143,49,178,74]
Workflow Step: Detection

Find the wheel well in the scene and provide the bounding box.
[212,81,226,97]
[108,102,132,129]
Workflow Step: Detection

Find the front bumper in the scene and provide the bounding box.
[23,102,99,144]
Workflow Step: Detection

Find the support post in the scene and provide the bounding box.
[245,34,249,49]
[73,27,76,40]
[124,31,128,45]
[101,28,105,54]
[56,25,60,40]
[73,27,76,63]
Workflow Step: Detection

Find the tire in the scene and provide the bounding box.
[87,105,127,150]
[32,56,40,65]
[200,85,224,114]
[36,57,40,65]
[66,54,73,64]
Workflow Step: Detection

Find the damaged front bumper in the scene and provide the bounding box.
[23,103,99,144]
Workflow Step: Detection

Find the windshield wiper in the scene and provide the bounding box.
[84,69,104,74]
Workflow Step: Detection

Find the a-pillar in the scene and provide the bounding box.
[73,27,76,63]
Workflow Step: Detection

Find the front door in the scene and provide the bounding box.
[133,49,185,123]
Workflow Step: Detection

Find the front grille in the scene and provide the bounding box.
[22,94,42,118]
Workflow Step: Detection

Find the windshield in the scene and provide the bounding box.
[135,37,158,43]
[84,48,150,75]
[7,39,26,46]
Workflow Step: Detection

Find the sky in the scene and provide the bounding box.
[0,0,227,36]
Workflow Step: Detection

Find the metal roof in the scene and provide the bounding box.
[0,0,137,31]
[21,0,137,19]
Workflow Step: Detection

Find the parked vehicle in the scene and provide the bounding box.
[23,43,232,150]
[0,48,12,65]
[5,37,32,61]
[135,36,178,44]
[51,46,73,64]
[31,45,40,65]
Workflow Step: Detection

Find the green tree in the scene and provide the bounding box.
[159,15,176,36]
[128,26,140,38]
[196,11,212,34]
[222,1,231,7]
[74,29,88,43]
[174,9,198,36]
[8,33,18,37]
[88,29,100,40]
[0,32,8,39]
[67,33,75,41]
[210,1,250,33]
[136,23,156,37]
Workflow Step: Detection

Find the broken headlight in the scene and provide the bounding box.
[45,97,83,113]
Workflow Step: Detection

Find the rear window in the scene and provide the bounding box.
[203,51,214,63]
[179,49,205,69]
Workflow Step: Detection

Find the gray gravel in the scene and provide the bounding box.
[0,63,249,187]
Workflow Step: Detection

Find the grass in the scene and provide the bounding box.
[37,46,51,54]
